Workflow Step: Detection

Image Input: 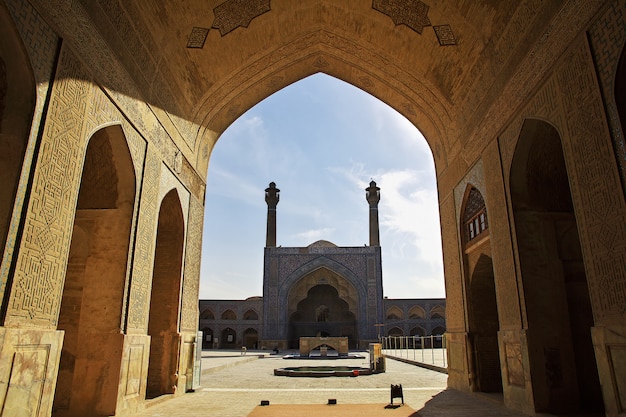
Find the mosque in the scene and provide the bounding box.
[1,1,626,416]
[198,181,446,350]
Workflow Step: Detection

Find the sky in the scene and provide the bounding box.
[199,73,445,300]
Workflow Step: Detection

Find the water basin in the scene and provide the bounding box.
[273,366,372,377]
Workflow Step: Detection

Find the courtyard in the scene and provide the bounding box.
[136,350,527,417]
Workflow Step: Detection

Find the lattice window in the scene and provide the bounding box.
[316,305,329,322]
[463,187,488,243]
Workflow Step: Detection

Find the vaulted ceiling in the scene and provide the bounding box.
[27,0,605,175]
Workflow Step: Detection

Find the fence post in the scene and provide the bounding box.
[431,335,435,364]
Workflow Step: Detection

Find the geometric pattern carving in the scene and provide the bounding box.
[373,0,432,34]
[556,40,626,321]
[1,1,59,298]
[187,27,209,48]
[127,151,160,332]
[433,25,456,46]
[6,48,90,327]
[588,1,626,196]
[212,0,271,37]
[180,197,204,332]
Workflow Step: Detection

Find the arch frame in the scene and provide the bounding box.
[193,30,451,177]
[277,256,369,341]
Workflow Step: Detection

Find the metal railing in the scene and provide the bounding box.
[380,335,447,368]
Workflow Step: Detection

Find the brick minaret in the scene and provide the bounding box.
[265,182,280,247]
[366,180,381,246]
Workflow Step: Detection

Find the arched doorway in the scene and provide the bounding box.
[410,326,425,337]
[243,328,259,349]
[460,186,502,393]
[221,328,237,349]
[146,189,185,399]
[288,284,357,349]
[387,327,403,337]
[468,254,501,392]
[201,328,213,350]
[0,6,35,280]
[243,309,259,320]
[408,306,425,319]
[386,306,404,320]
[510,119,603,413]
[467,253,499,390]
[53,125,135,416]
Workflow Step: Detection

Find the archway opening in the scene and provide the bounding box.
[243,328,259,349]
[386,306,404,320]
[511,119,603,413]
[221,327,237,349]
[243,309,259,320]
[461,185,502,394]
[201,328,214,350]
[221,309,237,320]
[288,284,356,349]
[387,327,404,337]
[467,254,501,393]
[146,189,184,399]
[200,74,445,325]
[53,125,135,416]
[408,305,425,319]
[410,326,426,337]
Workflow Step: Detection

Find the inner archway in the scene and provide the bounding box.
[53,125,135,416]
[510,119,603,414]
[461,186,502,394]
[146,189,185,399]
[288,284,356,349]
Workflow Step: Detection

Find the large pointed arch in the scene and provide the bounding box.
[194,42,451,176]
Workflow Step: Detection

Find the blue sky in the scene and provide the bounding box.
[199,73,444,300]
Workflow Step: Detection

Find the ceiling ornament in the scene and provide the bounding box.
[212,0,271,36]
[372,0,431,35]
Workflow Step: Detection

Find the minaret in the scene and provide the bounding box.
[265,182,280,247]
[366,180,381,246]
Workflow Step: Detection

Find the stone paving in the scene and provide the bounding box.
[136,350,530,417]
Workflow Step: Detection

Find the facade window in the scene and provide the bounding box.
[463,187,489,243]
[316,305,329,322]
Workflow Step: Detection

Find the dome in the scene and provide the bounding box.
[307,240,337,248]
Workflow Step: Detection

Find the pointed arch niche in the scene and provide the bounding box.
[146,189,185,399]
[460,185,502,394]
[510,119,603,414]
[54,125,136,416]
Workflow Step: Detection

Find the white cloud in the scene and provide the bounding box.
[291,227,336,243]
[205,166,264,207]
[377,169,443,267]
